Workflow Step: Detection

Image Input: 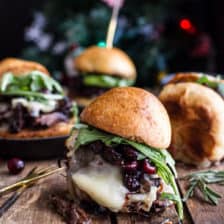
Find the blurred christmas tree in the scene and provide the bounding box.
[21,0,215,86]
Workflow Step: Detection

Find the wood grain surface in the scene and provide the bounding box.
[1,160,223,224]
[177,163,224,224]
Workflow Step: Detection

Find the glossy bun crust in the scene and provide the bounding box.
[81,87,171,149]
[74,46,137,80]
[0,58,50,77]
[159,82,224,167]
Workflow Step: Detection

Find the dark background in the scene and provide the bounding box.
[0,0,224,81]
[0,0,42,58]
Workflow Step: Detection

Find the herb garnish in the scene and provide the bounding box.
[196,75,224,97]
[83,74,134,88]
[182,170,224,205]
[0,71,64,101]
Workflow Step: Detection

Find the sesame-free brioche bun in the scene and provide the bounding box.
[0,117,76,139]
[80,87,171,149]
[0,58,50,78]
[74,46,137,80]
[159,82,224,167]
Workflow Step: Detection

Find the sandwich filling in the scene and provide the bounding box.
[71,73,134,98]
[196,75,224,98]
[67,124,183,220]
[0,71,78,133]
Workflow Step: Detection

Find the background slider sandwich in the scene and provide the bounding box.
[0,58,78,139]
[159,72,224,167]
[70,46,137,107]
[66,87,183,221]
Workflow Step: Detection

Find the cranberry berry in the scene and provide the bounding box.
[7,158,25,174]
[142,159,156,174]
[123,172,140,192]
[122,161,138,171]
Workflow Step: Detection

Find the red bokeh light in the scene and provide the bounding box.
[179,18,196,34]
[180,19,192,30]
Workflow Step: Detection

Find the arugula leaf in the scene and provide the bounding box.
[71,102,79,119]
[0,71,63,95]
[72,125,183,220]
[196,75,224,99]
[2,90,63,101]
[161,192,182,203]
[83,74,134,88]
[137,153,146,160]
[0,71,64,103]
[196,76,218,88]
[0,73,14,92]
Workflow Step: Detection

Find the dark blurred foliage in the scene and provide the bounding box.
[0,0,224,86]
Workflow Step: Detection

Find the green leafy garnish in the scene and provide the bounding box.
[161,192,182,203]
[72,125,183,220]
[71,102,79,119]
[182,170,224,205]
[196,75,224,97]
[83,74,134,88]
[0,71,64,101]
[196,76,218,88]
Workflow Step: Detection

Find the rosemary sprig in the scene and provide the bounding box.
[0,166,65,217]
[0,166,65,196]
[182,170,224,205]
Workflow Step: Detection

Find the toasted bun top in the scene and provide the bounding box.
[74,46,137,80]
[80,87,171,149]
[0,58,50,78]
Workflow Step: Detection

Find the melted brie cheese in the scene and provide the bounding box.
[72,156,128,212]
[12,98,57,117]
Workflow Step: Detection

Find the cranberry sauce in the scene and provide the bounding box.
[84,141,159,193]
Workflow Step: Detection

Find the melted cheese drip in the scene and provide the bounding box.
[72,156,128,212]
[12,98,57,117]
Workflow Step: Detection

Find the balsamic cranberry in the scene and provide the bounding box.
[121,146,138,161]
[142,159,156,174]
[122,161,138,171]
[123,172,140,192]
[102,146,123,165]
[7,158,25,174]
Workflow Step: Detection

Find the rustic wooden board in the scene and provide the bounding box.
[177,163,224,224]
[2,160,219,224]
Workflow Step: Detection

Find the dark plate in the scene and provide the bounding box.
[0,136,68,160]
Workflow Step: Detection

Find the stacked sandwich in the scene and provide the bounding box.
[159,72,224,167]
[0,58,78,138]
[66,87,183,222]
[70,46,137,106]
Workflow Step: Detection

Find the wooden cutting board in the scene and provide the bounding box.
[0,160,222,224]
[177,163,224,224]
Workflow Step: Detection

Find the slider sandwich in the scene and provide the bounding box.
[66,87,183,221]
[71,46,137,107]
[0,58,78,138]
[159,72,224,167]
